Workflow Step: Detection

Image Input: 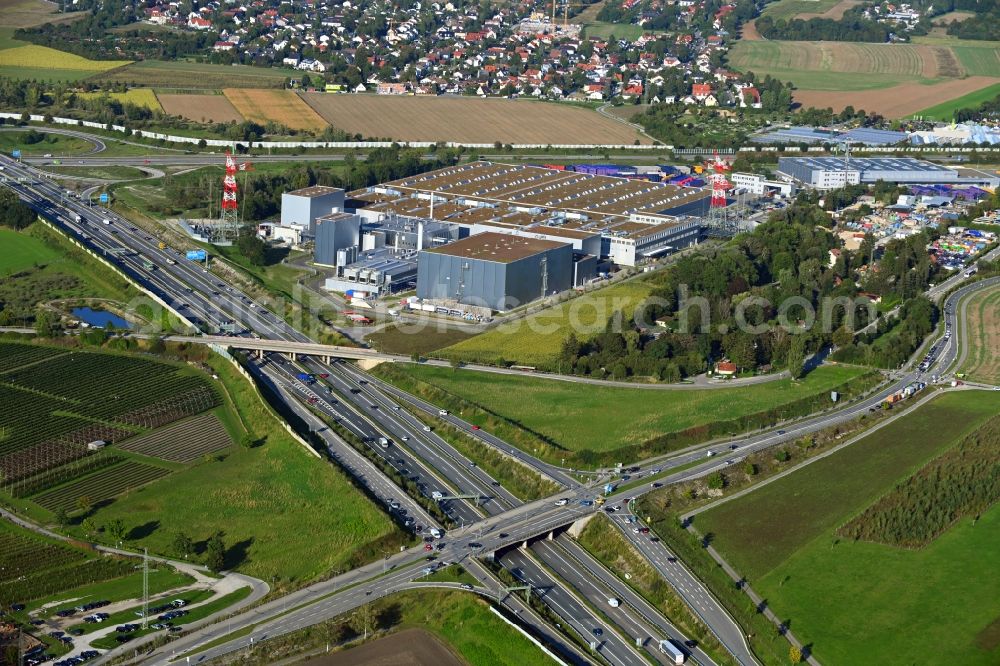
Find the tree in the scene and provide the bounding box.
[76,495,93,513]
[148,336,166,354]
[0,186,37,230]
[54,506,69,526]
[236,230,267,266]
[832,326,853,349]
[81,518,96,536]
[205,531,226,571]
[172,531,194,559]
[35,308,58,338]
[106,519,127,543]
[789,645,803,663]
[787,335,805,379]
[743,462,757,476]
[707,472,725,490]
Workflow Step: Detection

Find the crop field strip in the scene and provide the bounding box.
[0,520,134,603]
[88,60,289,89]
[118,412,232,462]
[157,92,245,124]
[223,88,327,131]
[31,459,171,511]
[0,341,66,374]
[300,93,650,144]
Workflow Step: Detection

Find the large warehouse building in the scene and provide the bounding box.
[417,232,574,312]
[777,157,1000,190]
[281,186,345,234]
[348,161,711,267]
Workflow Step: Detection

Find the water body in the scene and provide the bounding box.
[71,307,133,330]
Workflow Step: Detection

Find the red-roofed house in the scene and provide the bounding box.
[692,83,712,100]
[738,86,761,108]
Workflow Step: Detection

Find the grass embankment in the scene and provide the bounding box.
[691,391,1000,665]
[400,405,561,502]
[79,353,402,584]
[424,564,478,586]
[960,284,1000,384]
[46,165,149,181]
[576,516,736,666]
[373,363,878,468]
[438,280,653,369]
[365,325,476,357]
[0,222,137,326]
[0,130,95,156]
[206,589,553,666]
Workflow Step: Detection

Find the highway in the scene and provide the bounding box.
[7,151,993,666]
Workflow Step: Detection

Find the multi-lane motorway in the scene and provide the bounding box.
[3,152,993,666]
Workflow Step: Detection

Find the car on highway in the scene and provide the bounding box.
[460,583,474,590]
[555,498,568,506]
[471,425,481,430]
[592,627,603,637]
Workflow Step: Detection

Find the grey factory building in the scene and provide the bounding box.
[417,232,573,312]
[281,186,345,234]
[777,157,998,190]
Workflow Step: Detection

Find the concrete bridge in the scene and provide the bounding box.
[164,335,398,364]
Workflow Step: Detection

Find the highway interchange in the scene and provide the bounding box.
[2,151,994,666]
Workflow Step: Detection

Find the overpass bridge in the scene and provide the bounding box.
[164,335,399,363]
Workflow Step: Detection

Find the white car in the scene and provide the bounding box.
[555,498,568,506]
[422,425,431,432]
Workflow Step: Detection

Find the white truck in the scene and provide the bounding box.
[659,640,686,665]
[429,527,443,539]
[378,437,390,448]
[73,214,82,223]
[607,597,620,608]
[102,218,111,225]
[438,409,449,416]
[431,491,444,501]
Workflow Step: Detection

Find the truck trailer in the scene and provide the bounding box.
[658,640,686,664]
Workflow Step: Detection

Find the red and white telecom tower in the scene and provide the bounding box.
[206,151,251,244]
[705,151,736,234]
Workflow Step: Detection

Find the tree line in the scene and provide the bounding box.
[755,11,890,42]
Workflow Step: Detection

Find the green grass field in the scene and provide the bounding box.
[376,363,868,459]
[0,131,96,156]
[960,285,1000,384]
[75,354,401,583]
[0,223,136,309]
[913,81,1000,120]
[0,226,62,273]
[696,391,1000,665]
[583,21,650,40]
[760,0,847,21]
[365,325,476,357]
[439,279,654,368]
[46,165,149,180]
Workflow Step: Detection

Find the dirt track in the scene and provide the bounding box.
[304,629,465,666]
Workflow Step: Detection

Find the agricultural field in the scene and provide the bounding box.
[0,519,136,604]
[761,0,860,21]
[0,341,219,493]
[728,34,1000,117]
[157,92,245,124]
[0,0,83,28]
[89,60,290,90]
[959,284,1000,384]
[32,460,172,511]
[439,280,655,368]
[0,43,129,82]
[223,88,327,131]
[694,391,1000,665]
[300,93,650,144]
[373,363,871,466]
[76,89,162,111]
[118,412,232,462]
[364,325,476,357]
